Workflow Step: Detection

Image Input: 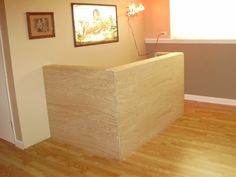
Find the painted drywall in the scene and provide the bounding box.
[145,0,236,100]
[144,0,170,38]
[0,0,22,141]
[4,0,145,147]
[147,44,236,99]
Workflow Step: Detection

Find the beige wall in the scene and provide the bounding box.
[4,0,145,147]
[145,0,236,100]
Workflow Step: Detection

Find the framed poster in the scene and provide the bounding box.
[26,12,55,39]
[71,3,119,47]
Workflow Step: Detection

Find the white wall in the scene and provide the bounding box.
[0,28,15,143]
[4,0,145,147]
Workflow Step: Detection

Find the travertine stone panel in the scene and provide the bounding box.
[43,53,184,160]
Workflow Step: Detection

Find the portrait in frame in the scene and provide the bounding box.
[26,12,55,39]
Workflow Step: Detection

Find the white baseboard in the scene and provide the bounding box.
[15,139,24,149]
[184,94,236,106]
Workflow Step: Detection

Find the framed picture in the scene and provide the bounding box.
[26,12,55,39]
[71,3,119,47]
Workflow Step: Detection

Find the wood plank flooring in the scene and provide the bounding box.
[0,101,236,177]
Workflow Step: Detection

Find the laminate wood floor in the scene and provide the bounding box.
[1,101,236,177]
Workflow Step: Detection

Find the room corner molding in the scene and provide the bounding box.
[15,139,24,149]
[184,94,236,106]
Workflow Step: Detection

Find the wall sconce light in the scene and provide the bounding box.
[127,1,145,17]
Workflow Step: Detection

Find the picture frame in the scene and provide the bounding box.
[71,3,119,47]
[26,12,55,39]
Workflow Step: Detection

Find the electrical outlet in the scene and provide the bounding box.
[160,31,168,36]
